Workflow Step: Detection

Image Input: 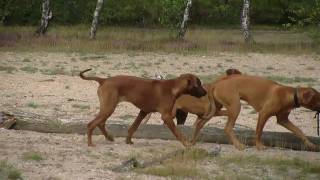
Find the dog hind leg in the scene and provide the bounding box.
[224,101,245,150]
[126,110,148,144]
[87,89,118,146]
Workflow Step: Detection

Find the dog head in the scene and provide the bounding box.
[226,68,242,76]
[300,88,320,111]
[177,74,207,98]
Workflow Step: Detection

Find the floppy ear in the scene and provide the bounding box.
[179,74,192,88]
[187,79,191,86]
[301,89,316,105]
[226,69,242,75]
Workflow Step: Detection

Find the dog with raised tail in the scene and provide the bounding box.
[79,69,207,147]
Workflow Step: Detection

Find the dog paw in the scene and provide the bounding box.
[305,142,317,151]
[126,138,134,145]
[256,143,267,151]
[235,143,246,151]
[88,143,96,147]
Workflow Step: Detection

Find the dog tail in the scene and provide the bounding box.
[79,69,104,85]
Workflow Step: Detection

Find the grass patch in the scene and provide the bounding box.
[0,65,16,73]
[0,160,23,180]
[216,155,320,178]
[137,148,209,178]
[72,104,90,110]
[166,74,176,79]
[79,55,107,61]
[22,58,31,62]
[22,151,44,161]
[266,66,274,70]
[140,163,201,178]
[0,26,317,54]
[26,102,39,108]
[20,66,38,73]
[266,76,317,84]
[40,68,69,76]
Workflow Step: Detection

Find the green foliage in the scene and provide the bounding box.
[1,0,320,27]
[22,151,44,161]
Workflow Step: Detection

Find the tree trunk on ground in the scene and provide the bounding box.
[6,110,320,152]
[90,0,104,39]
[35,0,52,35]
[177,0,192,39]
[241,0,254,44]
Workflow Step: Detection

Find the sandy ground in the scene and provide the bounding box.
[1,51,320,179]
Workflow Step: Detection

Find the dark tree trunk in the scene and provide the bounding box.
[178,0,192,39]
[35,0,52,35]
[90,0,104,39]
[0,0,12,25]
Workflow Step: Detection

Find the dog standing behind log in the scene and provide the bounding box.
[193,74,320,151]
[141,69,241,126]
[79,69,207,147]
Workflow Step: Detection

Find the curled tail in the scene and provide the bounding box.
[79,69,104,85]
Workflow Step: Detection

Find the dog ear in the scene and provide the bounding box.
[187,79,191,86]
[301,89,316,105]
[226,69,242,75]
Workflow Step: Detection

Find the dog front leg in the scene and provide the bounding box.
[277,113,317,151]
[255,112,272,150]
[126,110,148,144]
[191,117,210,145]
[161,112,189,147]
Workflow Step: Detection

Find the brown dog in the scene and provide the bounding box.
[193,74,320,150]
[79,69,207,147]
[141,69,241,126]
[174,69,242,123]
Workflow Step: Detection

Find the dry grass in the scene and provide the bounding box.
[137,148,209,178]
[0,160,22,180]
[215,154,320,179]
[0,26,317,54]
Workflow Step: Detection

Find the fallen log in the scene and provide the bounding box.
[4,111,320,151]
[0,112,16,129]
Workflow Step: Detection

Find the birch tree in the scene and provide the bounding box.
[35,0,52,35]
[240,0,254,43]
[178,0,192,39]
[90,0,104,39]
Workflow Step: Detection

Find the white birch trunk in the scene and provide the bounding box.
[241,0,253,43]
[35,0,52,35]
[178,0,192,39]
[90,0,104,39]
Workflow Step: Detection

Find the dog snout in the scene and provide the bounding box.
[189,86,207,98]
[198,86,207,96]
